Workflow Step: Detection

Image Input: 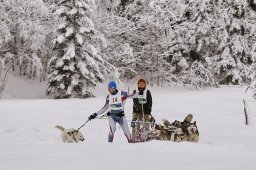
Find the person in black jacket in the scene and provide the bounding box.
[131,78,153,142]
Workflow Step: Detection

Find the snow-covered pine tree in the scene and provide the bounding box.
[247,61,256,99]
[47,0,105,98]
[164,0,216,87]
[211,0,256,85]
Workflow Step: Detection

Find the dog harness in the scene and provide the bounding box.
[68,130,78,142]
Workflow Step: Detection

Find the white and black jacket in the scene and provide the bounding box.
[133,89,152,115]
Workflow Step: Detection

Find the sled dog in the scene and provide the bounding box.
[55,125,84,143]
[162,119,188,142]
[147,120,187,142]
[186,121,199,142]
[147,114,199,142]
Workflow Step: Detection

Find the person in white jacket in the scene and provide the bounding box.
[88,81,137,143]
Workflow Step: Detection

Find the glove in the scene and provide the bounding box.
[133,90,136,94]
[89,113,97,121]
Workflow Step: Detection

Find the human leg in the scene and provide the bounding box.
[108,116,117,142]
[118,116,131,143]
[131,113,138,141]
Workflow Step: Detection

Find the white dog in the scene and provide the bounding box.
[55,125,84,143]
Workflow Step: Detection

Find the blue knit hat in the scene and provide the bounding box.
[108,81,117,89]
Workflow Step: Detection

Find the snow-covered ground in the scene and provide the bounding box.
[1,75,47,99]
[0,85,256,170]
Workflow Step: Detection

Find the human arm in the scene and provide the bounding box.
[95,96,110,115]
[147,90,152,113]
[121,90,138,99]
[89,96,110,120]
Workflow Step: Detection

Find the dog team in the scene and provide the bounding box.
[55,78,199,143]
[146,114,199,142]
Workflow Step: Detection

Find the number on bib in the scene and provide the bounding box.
[113,97,118,103]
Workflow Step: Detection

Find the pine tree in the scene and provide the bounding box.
[211,0,256,85]
[47,0,105,98]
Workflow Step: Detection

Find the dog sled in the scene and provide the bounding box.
[131,119,155,143]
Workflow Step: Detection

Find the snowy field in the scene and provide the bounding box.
[1,86,256,170]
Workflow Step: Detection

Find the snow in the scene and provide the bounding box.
[80,27,91,33]
[55,7,65,16]
[1,75,47,99]
[85,53,96,66]
[84,17,94,27]
[87,44,98,56]
[59,83,65,89]
[71,79,78,85]
[58,23,66,30]
[56,59,64,68]
[68,8,78,16]
[76,33,83,45]
[78,61,89,75]
[75,1,83,8]
[56,34,65,44]
[63,43,76,60]
[1,85,256,170]
[67,85,73,95]
[65,27,74,37]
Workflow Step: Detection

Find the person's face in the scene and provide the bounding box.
[138,81,146,88]
[108,88,115,94]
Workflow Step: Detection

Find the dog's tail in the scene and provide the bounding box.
[184,114,193,123]
[162,119,172,128]
[55,125,65,132]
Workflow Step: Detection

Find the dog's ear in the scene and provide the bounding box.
[181,121,188,127]
[155,124,160,130]
[172,120,177,125]
[193,121,197,125]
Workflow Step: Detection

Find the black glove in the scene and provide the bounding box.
[133,90,136,94]
[89,113,97,121]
